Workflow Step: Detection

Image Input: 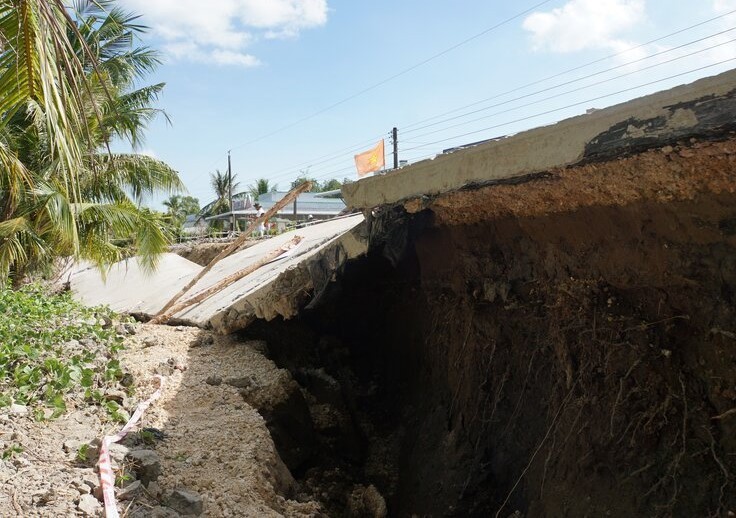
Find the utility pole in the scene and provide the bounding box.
[392,127,398,169]
[227,150,235,233]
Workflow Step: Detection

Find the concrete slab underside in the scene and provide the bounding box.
[70,214,366,332]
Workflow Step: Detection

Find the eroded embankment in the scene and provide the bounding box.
[239,139,736,517]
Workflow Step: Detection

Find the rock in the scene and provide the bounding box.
[124,323,137,335]
[118,480,143,501]
[84,439,101,462]
[170,357,187,372]
[142,336,158,348]
[9,404,28,415]
[147,481,162,498]
[167,488,204,515]
[81,473,99,490]
[120,372,135,387]
[79,338,97,348]
[224,376,255,389]
[63,339,81,350]
[115,324,129,335]
[346,484,387,518]
[205,375,222,386]
[108,443,130,464]
[99,316,113,329]
[125,450,161,486]
[77,494,102,516]
[191,334,214,347]
[76,482,91,495]
[155,362,175,376]
[104,390,127,404]
[63,439,85,454]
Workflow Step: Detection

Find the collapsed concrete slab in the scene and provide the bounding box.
[71,254,202,315]
[342,69,736,210]
[70,214,366,333]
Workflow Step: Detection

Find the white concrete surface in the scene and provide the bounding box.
[70,214,366,330]
[342,69,736,209]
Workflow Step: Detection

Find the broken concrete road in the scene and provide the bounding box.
[70,214,366,333]
[342,68,736,210]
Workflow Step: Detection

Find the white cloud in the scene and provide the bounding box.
[522,0,646,53]
[713,0,736,13]
[118,0,329,67]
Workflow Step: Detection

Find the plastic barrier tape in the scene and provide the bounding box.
[98,376,165,518]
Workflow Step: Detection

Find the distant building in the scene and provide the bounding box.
[181,214,208,235]
[206,191,347,227]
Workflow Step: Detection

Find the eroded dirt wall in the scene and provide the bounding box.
[395,192,736,516]
[241,140,736,517]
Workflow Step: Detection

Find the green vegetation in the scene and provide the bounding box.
[0,0,183,288]
[2,444,23,460]
[0,284,127,420]
[164,195,201,228]
[247,178,277,201]
[291,175,343,192]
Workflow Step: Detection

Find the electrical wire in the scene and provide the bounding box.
[403,28,736,136]
[253,133,389,185]
[216,11,736,191]
[217,0,557,156]
[298,56,736,182]
[400,8,736,132]
[400,58,736,155]
[401,37,736,146]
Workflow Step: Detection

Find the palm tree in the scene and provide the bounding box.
[164,195,199,228]
[247,178,277,201]
[0,0,184,286]
[203,169,238,216]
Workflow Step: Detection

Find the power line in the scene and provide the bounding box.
[220,0,557,155]
[402,36,736,146]
[402,28,736,137]
[400,58,736,155]
[400,8,736,132]
[221,10,736,192]
[253,133,388,185]
[299,57,736,184]
[253,12,736,189]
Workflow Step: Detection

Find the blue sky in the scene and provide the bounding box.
[115,0,736,208]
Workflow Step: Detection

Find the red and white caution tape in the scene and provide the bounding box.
[98,375,165,518]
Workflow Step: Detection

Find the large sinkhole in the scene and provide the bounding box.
[238,189,736,517]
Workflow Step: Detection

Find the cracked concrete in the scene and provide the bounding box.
[70,214,366,333]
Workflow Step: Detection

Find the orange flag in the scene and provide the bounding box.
[354,140,385,177]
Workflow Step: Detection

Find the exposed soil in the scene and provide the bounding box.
[236,139,736,516]
[0,325,324,517]
[4,139,735,517]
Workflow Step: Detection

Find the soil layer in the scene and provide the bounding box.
[242,138,736,516]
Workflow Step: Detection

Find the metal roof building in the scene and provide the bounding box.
[207,191,347,222]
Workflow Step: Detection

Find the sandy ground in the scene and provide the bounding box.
[0,323,322,517]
